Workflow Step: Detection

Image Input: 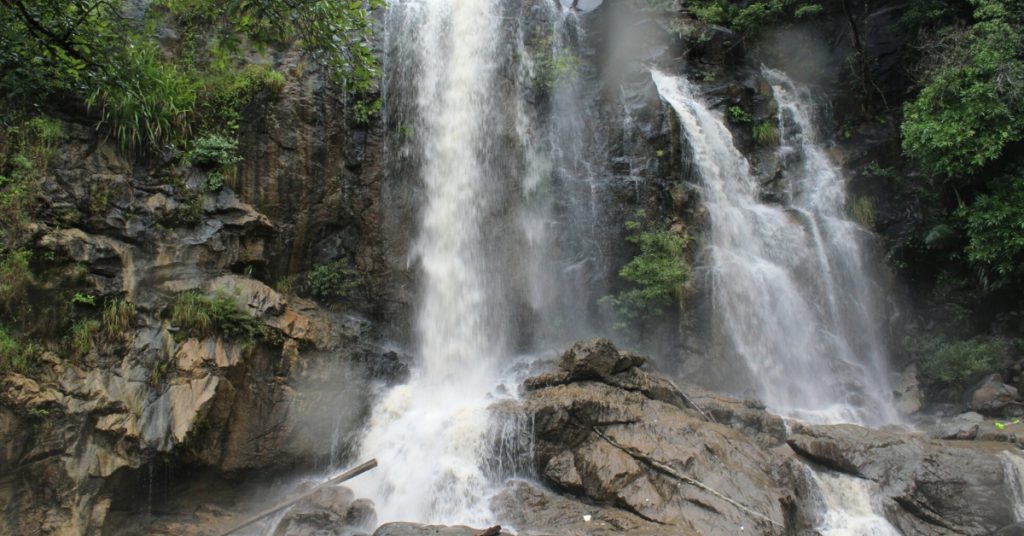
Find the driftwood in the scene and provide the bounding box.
[215,459,378,536]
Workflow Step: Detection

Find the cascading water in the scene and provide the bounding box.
[650,69,897,425]
[351,0,592,524]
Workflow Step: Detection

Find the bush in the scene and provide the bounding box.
[601,213,690,322]
[917,336,1010,387]
[727,106,754,124]
[304,260,360,302]
[0,325,34,374]
[187,134,242,170]
[958,169,1024,289]
[170,290,279,344]
[87,41,199,151]
[0,249,32,311]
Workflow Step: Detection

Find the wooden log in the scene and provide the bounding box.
[215,459,378,536]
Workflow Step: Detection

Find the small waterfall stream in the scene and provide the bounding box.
[650,69,898,426]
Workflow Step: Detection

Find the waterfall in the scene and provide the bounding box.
[1002,451,1024,522]
[351,0,584,524]
[650,69,897,425]
[798,466,901,535]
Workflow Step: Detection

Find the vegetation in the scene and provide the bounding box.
[1,0,385,153]
[602,212,691,323]
[727,106,754,124]
[532,36,582,89]
[304,260,360,302]
[170,290,281,345]
[102,298,135,338]
[680,0,825,36]
[0,325,37,374]
[911,335,1011,387]
[752,121,780,146]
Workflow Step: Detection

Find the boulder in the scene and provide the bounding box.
[894,364,923,416]
[518,339,790,535]
[787,423,1022,534]
[970,374,1019,415]
[273,486,377,536]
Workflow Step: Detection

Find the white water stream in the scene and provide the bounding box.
[651,69,898,426]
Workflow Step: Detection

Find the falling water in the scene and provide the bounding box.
[351,0,584,524]
[650,69,897,425]
[798,466,900,535]
[1001,451,1024,521]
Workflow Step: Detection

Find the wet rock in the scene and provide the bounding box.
[518,339,790,535]
[894,364,923,416]
[923,412,984,440]
[788,423,1022,534]
[492,479,687,535]
[372,523,512,536]
[273,486,377,536]
[970,374,1019,415]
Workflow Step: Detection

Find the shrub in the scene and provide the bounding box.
[601,213,691,322]
[304,260,360,302]
[170,290,279,344]
[187,134,242,170]
[0,249,32,310]
[958,169,1024,289]
[917,336,1010,387]
[0,325,34,374]
[727,106,754,124]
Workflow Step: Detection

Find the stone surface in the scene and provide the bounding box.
[373,524,511,536]
[970,374,1019,415]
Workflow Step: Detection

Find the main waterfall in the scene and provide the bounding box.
[351,0,590,524]
[651,69,898,425]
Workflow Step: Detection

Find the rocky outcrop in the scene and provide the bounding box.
[516,339,791,535]
[496,339,1024,536]
[787,423,1023,535]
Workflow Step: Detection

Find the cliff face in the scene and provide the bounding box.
[0,46,405,535]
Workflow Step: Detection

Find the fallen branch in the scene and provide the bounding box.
[591,427,782,529]
[216,459,378,536]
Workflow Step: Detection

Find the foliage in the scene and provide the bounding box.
[957,169,1024,289]
[727,106,754,124]
[2,0,384,155]
[86,41,199,150]
[0,325,35,374]
[102,298,135,338]
[187,134,242,170]
[170,290,281,344]
[71,292,96,306]
[913,335,1010,387]
[752,121,780,146]
[901,0,1024,179]
[532,36,582,89]
[683,0,825,36]
[0,249,32,311]
[68,318,100,358]
[157,0,385,92]
[602,212,690,322]
[304,259,360,302]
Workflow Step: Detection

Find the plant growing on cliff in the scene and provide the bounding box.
[103,298,135,338]
[304,259,360,302]
[0,325,36,374]
[170,290,282,345]
[601,211,691,323]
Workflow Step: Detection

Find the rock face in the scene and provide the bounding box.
[516,339,791,535]
[497,339,1024,536]
[0,44,400,536]
[970,374,1020,415]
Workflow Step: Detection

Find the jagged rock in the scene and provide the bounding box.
[518,339,790,535]
[787,423,1022,534]
[273,486,377,536]
[894,364,923,416]
[970,374,1019,415]
[493,479,687,535]
[923,411,985,440]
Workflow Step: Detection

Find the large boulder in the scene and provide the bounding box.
[516,340,791,535]
[787,423,1024,535]
[970,374,1019,415]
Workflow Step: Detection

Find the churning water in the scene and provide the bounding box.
[651,69,898,426]
[351,0,593,524]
